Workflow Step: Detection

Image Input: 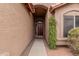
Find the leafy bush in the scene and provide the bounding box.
[68,27,79,38]
[48,16,57,49]
[68,27,79,55]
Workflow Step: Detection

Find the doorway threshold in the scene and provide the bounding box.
[35,35,44,39]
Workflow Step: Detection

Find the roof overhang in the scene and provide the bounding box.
[49,3,67,13]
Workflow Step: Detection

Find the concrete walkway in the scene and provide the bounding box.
[28,39,47,56]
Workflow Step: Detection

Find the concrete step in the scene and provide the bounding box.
[56,40,68,45]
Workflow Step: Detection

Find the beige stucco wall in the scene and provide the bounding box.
[55,3,79,40]
[45,7,52,42]
[0,4,34,55]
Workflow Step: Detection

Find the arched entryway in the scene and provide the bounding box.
[33,5,48,39]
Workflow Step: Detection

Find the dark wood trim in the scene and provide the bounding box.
[28,3,35,13]
[23,3,35,13]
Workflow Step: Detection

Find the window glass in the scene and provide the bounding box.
[64,16,74,37]
[75,16,79,27]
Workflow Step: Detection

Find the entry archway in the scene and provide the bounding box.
[33,5,48,38]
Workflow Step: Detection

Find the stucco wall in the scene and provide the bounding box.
[0,4,34,55]
[55,3,79,40]
[45,8,52,42]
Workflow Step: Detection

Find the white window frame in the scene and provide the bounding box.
[74,16,75,29]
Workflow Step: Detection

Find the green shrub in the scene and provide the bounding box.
[68,27,79,38]
[68,27,79,55]
[48,16,57,49]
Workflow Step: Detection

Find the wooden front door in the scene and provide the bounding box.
[36,21,43,36]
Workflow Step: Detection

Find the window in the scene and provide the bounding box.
[64,16,79,37]
[75,16,79,27]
